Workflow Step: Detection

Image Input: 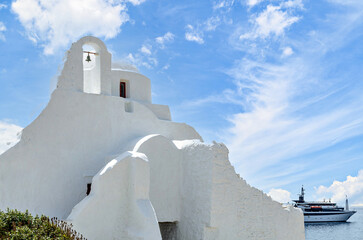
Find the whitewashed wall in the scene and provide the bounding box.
[0,89,201,219]
[129,135,305,240]
[67,152,161,240]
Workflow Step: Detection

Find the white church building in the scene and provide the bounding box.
[0,36,305,240]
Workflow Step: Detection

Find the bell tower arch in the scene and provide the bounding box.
[57,36,112,95]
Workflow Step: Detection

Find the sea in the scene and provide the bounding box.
[305,207,363,240]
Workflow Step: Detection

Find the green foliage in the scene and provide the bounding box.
[0,209,86,240]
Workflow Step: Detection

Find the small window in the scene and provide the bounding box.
[120,82,126,98]
[159,222,178,240]
[86,183,92,196]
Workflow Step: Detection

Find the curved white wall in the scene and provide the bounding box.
[111,70,152,103]
[128,135,305,240]
[133,135,183,222]
[0,89,201,219]
[67,151,161,240]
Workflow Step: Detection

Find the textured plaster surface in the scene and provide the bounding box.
[130,135,305,240]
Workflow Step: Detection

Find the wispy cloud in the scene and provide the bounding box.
[0,22,6,41]
[280,0,303,9]
[11,0,147,54]
[126,31,175,69]
[0,121,22,155]
[316,170,363,205]
[140,44,152,55]
[125,0,146,5]
[181,1,363,190]
[247,0,264,8]
[213,0,235,10]
[155,32,175,48]
[185,15,222,44]
[0,1,7,41]
[225,3,363,189]
[239,4,300,40]
[327,0,363,7]
[185,25,204,44]
[282,46,294,57]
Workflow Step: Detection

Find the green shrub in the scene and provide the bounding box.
[0,209,86,240]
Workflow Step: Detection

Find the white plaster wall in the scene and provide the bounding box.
[144,103,171,121]
[133,135,183,222]
[83,54,101,94]
[67,151,161,240]
[174,140,305,240]
[0,89,201,219]
[111,70,152,103]
[127,135,305,240]
[57,36,112,95]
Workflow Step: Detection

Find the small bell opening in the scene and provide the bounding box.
[83,45,100,94]
[85,52,91,62]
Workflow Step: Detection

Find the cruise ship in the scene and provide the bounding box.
[292,186,356,223]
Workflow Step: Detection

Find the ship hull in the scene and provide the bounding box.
[304,211,356,223]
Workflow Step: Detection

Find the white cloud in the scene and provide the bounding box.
[155,32,175,47]
[223,55,363,189]
[0,121,22,155]
[125,31,174,70]
[185,25,204,44]
[185,32,204,44]
[282,46,294,57]
[213,0,235,10]
[327,0,363,7]
[184,15,222,45]
[247,0,264,7]
[316,170,363,204]
[255,5,300,38]
[11,0,147,54]
[239,4,300,41]
[162,64,170,70]
[140,44,152,55]
[0,22,6,31]
[0,3,7,9]
[281,0,304,9]
[125,0,146,5]
[0,21,6,41]
[205,16,221,31]
[268,188,291,203]
[126,52,157,69]
[214,4,363,191]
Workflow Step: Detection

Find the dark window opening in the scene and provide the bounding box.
[159,222,178,240]
[120,82,126,98]
[86,183,92,196]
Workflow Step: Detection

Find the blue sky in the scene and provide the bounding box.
[0,0,362,206]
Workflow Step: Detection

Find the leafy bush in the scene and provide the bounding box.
[0,209,86,239]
